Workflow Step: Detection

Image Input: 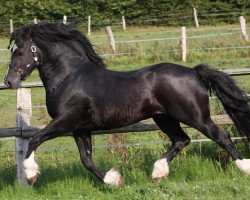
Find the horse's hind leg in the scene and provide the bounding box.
[73,131,124,187]
[152,116,190,182]
[194,118,250,175]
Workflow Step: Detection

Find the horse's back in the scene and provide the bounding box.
[141,63,207,95]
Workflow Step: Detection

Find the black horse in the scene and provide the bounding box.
[4,23,250,186]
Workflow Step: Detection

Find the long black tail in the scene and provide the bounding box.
[194,64,250,141]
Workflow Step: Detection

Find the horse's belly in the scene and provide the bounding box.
[98,104,166,129]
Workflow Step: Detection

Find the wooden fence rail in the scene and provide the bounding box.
[0,114,233,139]
[0,68,249,91]
[0,68,249,185]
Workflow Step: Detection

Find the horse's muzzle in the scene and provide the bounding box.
[4,75,11,88]
[4,75,20,90]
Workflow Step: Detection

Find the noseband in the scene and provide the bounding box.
[9,40,40,80]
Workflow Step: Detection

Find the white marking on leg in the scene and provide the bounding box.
[23,151,40,179]
[235,159,250,175]
[152,158,169,180]
[103,167,124,186]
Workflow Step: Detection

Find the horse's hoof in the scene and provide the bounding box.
[118,177,125,188]
[151,158,169,183]
[152,176,165,183]
[103,167,125,187]
[23,151,40,185]
[235,159,250,175]
[27,173,38,185]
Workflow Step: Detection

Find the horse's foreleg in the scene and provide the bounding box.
[152,116,190,182]
[23,115,76,185]
[73,131,124,187]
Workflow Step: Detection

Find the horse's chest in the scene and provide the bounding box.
[45,99,59,118]
[45,92,68,118]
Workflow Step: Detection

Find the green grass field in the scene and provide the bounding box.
[1,137,250,199]
[0,24,250,199]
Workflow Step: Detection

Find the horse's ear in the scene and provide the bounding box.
[22,27,32,41]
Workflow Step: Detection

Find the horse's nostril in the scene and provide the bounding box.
[4,79,12,88]
[7,81,12,87]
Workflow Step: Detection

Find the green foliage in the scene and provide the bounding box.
[0,0,249,24]
[0,1,249,36]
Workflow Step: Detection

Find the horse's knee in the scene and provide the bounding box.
[219,131,231,141]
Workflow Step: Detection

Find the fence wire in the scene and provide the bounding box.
[0,136,247,154]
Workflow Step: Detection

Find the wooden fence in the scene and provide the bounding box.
[104,16,249,62]
[3,14,248,64]
[0,68,249,185]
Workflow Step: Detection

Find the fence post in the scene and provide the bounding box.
[181,26,187,62]
[239,16,249,42]
[16,88,32,185]
[10,19,13,34]
[122,16,126,31]
[193,8,199,28]
[63,15,67,24]
[88,15,91,36]
[106,26,116,53]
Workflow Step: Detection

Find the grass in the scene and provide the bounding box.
[0,24,250,199]
[1,141,250,199]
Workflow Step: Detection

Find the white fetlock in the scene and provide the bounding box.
[235,159,250,175]
[152,158,169,182]
[23,151,40,182]
[103,167,124,187]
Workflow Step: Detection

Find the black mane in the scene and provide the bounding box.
[9,23,105,68]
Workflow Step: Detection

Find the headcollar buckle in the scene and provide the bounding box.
[31,45,37,53]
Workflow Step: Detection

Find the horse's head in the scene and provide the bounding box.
[4,28,40,89]
[4,23,105,89]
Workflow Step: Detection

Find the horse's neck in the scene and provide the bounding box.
[38,56,81,93]
[37,42,105,94]
[37,43,86,93]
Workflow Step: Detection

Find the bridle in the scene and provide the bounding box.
[30,40,39,65]
[9,40,40,80]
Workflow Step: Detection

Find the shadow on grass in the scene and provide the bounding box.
[0,146,158,193]
[0,165,16,191]
[28,147,159,193]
